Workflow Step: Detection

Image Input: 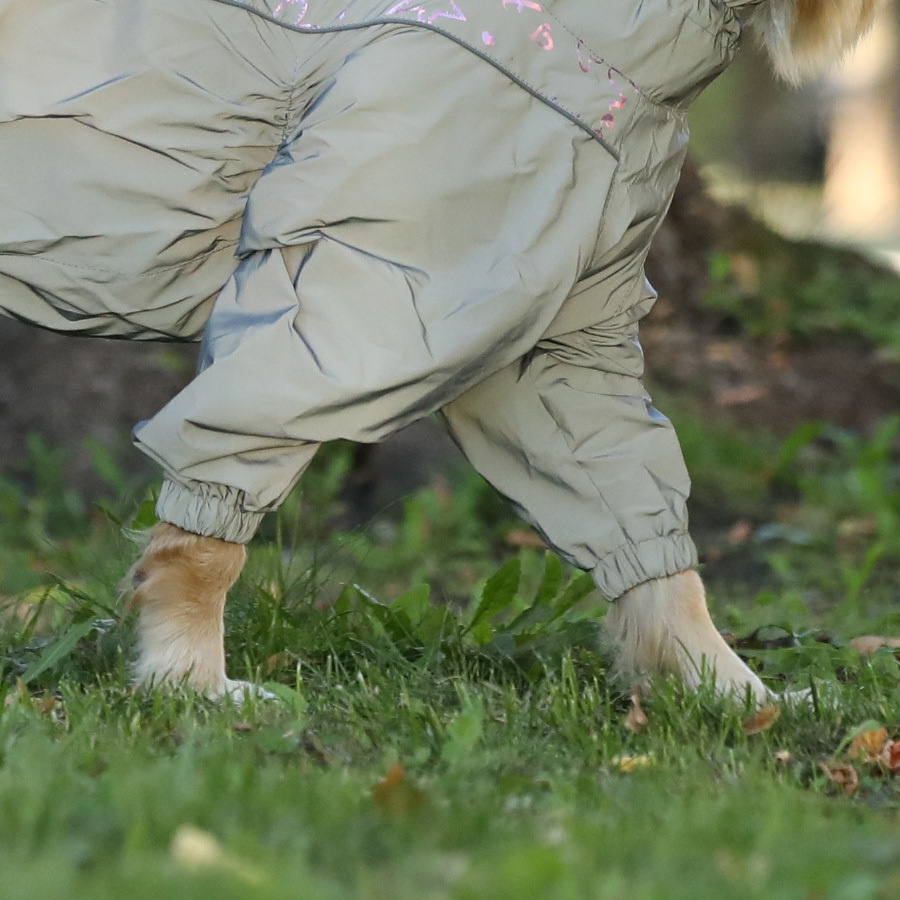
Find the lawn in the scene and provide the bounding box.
[1,421,899,900]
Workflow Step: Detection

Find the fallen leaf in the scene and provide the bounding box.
[836,517,878,539]
[742,705,780,736]
[232,721,253,733]
[301,734,330,767]
[170,825,266,884]
[611,754,654,773]
[849,728,888,762]
[729,252,761,293]
[431,476,452,509]
[373,764,427,816]
[170,825,225,869]
[849,636,900,656]
[38,693,63,718]
[774,750,792,765]
[263,651,293,675]
[884,741,900,773]
[505,529,548,549]
[624,693,648,732]
[715,385,767,407]
[726,520,753,545]
[819,762,859,796]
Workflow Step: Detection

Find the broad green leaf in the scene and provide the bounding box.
[549,572,596,621]
[534,553,565,607]
[20,618,98,684]
[353,585,413,645]
[466,557,521,633]
[442,696,484,763]
[393,583,431,625]
[505,603,553,636]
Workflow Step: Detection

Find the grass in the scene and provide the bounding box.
[1,426,900,899]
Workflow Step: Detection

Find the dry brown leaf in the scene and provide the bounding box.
[849,728,889,762]
[263,651,293,675]
[38,694,59,717]
[715,385,768,407]
[837,517,878,539]
[884,741,900,773]
[729,253,761,293]
[624,693,649,732]
[742,705,780,736]
[819,762,859,796]
[232,721,253,733]
[726,520,753,545]
[431,476,453,510]
[505,529,548,549]
[373,764,427,816]
[849,636,900,656]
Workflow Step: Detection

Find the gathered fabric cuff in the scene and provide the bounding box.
[155,478,264,544]
[592,532,698,600]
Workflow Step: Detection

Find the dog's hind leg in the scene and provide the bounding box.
[127,523,261,701]
[604,570,773,703]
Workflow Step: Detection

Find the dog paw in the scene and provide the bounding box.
[216,679,279,704]
[778,687,812,705]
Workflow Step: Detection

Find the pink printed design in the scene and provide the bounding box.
[501,0,543,11]
[273,0,309,25]
[530,23,553,51]
[270,0,643,144]
[576,39,595,73]
[386,0,467,24]
[574,41,640,134]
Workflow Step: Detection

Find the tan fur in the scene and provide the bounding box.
[605,570,773,702]
[127,523,246,697]
[750,0,885,83]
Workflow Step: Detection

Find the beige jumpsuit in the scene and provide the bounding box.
[0,0,745,597]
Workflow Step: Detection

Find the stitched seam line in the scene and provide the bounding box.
[280,54,305,144]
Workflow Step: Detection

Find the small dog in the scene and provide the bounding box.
[2,0,883,702]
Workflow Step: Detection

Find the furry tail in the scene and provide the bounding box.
[750,0,884,83]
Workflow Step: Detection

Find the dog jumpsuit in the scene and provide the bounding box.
[0,0,745,598]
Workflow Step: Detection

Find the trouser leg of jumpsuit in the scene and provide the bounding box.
[442,339,697,600]
[123,26,698,600]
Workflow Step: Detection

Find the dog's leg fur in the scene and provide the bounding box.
[128,523,261,700]
[605,570,772,702]
[751,0,884,83]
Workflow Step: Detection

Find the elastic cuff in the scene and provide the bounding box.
[155,479,264,544]
[592,533,698,600]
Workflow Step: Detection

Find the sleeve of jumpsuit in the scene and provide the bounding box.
[133,25,697,598]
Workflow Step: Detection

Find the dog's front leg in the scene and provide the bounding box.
[605,570,773,703]
[128,523,256,701]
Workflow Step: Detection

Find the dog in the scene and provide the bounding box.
[0,0,883,702]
